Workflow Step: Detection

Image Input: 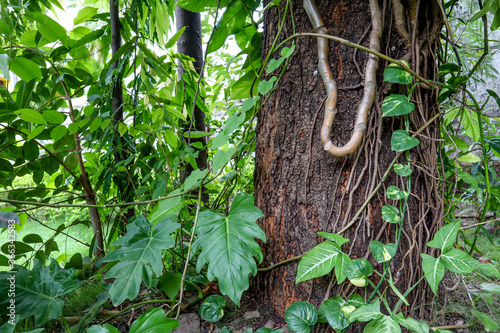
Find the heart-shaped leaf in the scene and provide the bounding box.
[370,241,397,263]
[382,94,415,117]
[386,186,407,201]
[421,254,445,295]
[296,241,341,283]
[383,62,412,84]
[258,76,277,95]
[316,232,349,246]
[393,164,412,177]
[200,295,226,322]
[427,221,460,252]
[317,297,352,331]
[381,205,401,223]
[391,130,420,151]
[346,259,373,287]
[284,302,318,333]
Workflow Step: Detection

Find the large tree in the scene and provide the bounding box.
[253,0,444,320]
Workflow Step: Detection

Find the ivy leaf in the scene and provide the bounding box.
[129,308,179,333]
[10,58,42,82]
[386,186,406,201]
[370,241,397,263]
[383,62,412,84]
[74,7,98,25]
[381,205,401,223]
[0,259,81,326]
[382,94,415,117]
[346,258,373,287]
[199,295,226,322]
[391,130,420,151]
[193,193,265,305]
[258,76,277,95]
[102,216,180,305]
[284,302,318,333]
[348,301,382,322]
[421,254,445,295]
[427,221,460,252]
[296,241,341,283]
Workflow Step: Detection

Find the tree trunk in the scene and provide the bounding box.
[175,6,208,203]
[253,0,443,322]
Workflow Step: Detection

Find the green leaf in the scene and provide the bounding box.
[0,53,9,79]
[25,12,67,45]
[438,63,461,77]
[16,109,46,124]
[212,147,235,173]
[267,57,284,74]
[487,89,500,109]
[23,234,44,243]
[184,169,208,190]
[391,130,420,151]
[281,44,296,58]
[0,240,34,255]
[74,7,97,25]
[370,241,397,263]
[176,0,231,12]
[381,205,401,223]
[160,272,182,300]
[317,297,350,331]
[316,232,349,246]
[23,140,39,160]
[393,164,412,177]
[207,0,250,54]
[349,301,382,322]
[386,186,406,200]
[296,241,341,283]
[492,8,500,31]
[471,310,499,332]
[0,259,81,326]
[346,258,373,287]
[72,29,105,49]
[102,216,180,305]
[383,62,412,84]
[427,221,460,252]
[421,254,445,295]
[258,76,277,95]
[87,324,121,333]
[393,313,430,333]
[440,248,476,274]
[129,308,179,333]
[199,295,226,322]
[25,125,45,141]
[481,283,500,294]
[284,302,318,333]
[335,252,351,284]
[166,26,186,49]
[10,58,42,82]
[183,131,212,138]
[193,193,265,305]
[371,316,402,333]
[43,110,66,124]
[50,126,67,141]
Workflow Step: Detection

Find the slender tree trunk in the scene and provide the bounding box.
[175,6,208,203]
[110,0,135,222]
[253,0,443,323]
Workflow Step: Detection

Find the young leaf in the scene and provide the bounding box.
[391,130,420,151]
[371,316,402,333]
[382,94,415,117]
[102,216,180,305]
[199,295,226,322]
[296,241,341,283]
[381,205,401,223]
[383,62,412,84]
[393,164,412,177]
[370,241,397,263]
[386,186,406,201]
[284,302,318,333]
[426,221,460,252]
[192,193,265,306]
[346,259,373,287]
[421,254,445,295]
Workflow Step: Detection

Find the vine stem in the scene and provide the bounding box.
[175,184,202,319]
[276,32,437,89]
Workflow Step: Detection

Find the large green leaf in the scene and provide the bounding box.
[0,259,81,326]
[371,316,402,333]
[199,295,226,322]
[370,241,397,263]
[317,297,352,332]
[296,241,341,283]
[129,308,178,333]
[440,248,476,274]
[391,130,420,151]
[383,62,412,84]
[25,12,67,45]
[346,259,373,287]
[15,109,46,124]
[335,252,351,284]
[471,310,499,332]
[74,7,98,25]
[102,216,180,305]
[393,313,430,333]
[427,221,460,252]
[284,302,318,333]
[348,301,382,322]
[421,254,445,295]
[87,324,121,333]
[10,58,42,82]
[193,193,265,305]
[382,94,415,117]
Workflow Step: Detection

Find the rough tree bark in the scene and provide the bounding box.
[253,0,443,323]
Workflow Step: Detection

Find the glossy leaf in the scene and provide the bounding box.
[296,241,341,283]
[335,252,351,284]
[102,216,180,305]
[192,193,265,305]
[382,94,415,117]
[346,259,373,287]
[391,130,420,151]
[316,232,349,246]
[381,205,401,223]
[348,301,382,322]
[10,58,42,82]
[199,295,226,322]
[284,302,318,333]
[370,241,397,263]
[440,248,476,274]
[386,186,406,201]
[383,62,412,84]
[371,316,402,333]
[421,254,445,295]
[317,297,351,331]
[74,7,97,25]
[160,272,182,300]
[87,325,121,333]
[25,12,67,45]
[427,221,460,252]
[393,164,412,177]
[129,308,178,333]
[393,313,430,333]
[15,109,46,124]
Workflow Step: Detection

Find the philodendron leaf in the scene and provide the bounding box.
[383,62,412,84]
[371,315,402,333]
[317,297,352,331]
[335,252,351,284]
[346,258,373,287]
[381,205,401,224]
[296,241,341,283]
[393,313,430,333]
[129,308,178,333]
[391,130,420,152]
[348,301,382,322]
[382,94,415,117]
[393,163,412,177]
[440,248,476,274]
[199,295,226,322]
[471,310,499,332]
[370,241,397,263]
[386,186,406,201]
[102,216,180,305]
[0,259,81,326]
[421,254,445,295]
[316,232,349,246]
[284,302,318,333]
[192,193,265,306]
[427,221,460,252]
[87,324,121,333]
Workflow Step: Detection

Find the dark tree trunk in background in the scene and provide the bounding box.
[175,7,208,203]
[110,0,135,222]
[253,0,443,323]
